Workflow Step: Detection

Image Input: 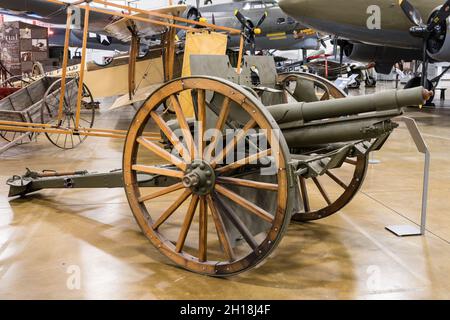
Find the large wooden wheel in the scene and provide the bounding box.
[123,76,295,276]
[41,77,96,149]
[279,72,369,222]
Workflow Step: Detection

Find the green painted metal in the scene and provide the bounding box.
[7,169,178,197]
[267,86,426,124]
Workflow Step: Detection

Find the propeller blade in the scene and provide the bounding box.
[399,0,424,26]
[256,11,268,28]
[234,10,248,28]
[428,0,450,31]
[212,13,216,25]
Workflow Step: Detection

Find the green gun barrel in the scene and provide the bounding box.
[267,87,430,124]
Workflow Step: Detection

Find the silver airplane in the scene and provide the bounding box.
[183,0,321,51]
[276,0,450,68]
[278,0,450,102]
[0,0,321,52]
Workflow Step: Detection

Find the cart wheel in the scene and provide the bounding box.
[292,154,369,222]
[41,77,95,149]
[123,76,294,276]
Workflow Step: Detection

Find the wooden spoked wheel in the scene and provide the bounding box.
[123,76,294,276]
[279,73,369,222]
[41,77,96,149]
[292,154,369,222]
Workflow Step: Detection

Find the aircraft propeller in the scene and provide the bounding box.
[186,0,203,21]
[234,10,268,54]
[399,0,450,87]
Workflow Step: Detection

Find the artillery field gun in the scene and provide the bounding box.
[6,55,431,276]
[0,0,431,277]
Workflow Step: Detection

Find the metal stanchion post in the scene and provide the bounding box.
[385,117,430,237]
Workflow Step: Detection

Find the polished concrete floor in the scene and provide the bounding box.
[1,83,450,299]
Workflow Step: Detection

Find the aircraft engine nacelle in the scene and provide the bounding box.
[426,6,450,62]
[343,43,421,74]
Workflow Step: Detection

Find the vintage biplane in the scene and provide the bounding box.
[0,0,231,151]
[1,0,430,276]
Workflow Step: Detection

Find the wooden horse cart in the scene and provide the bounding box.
[0,76,96,153]
[2,0,431,276]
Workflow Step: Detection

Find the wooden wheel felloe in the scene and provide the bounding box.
[292,154,369,222]
[123,76,294,276]
[41,77,96,149]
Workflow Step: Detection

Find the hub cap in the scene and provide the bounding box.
[182,160,216,195]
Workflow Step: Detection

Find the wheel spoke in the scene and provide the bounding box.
[214,194,258,250]
[211,119,257,168]
[298,177,311,212]
[175,195,199,253]
[169,94,197,160]
[55,133,62,145]
[197,89,206,159]
[312,177,332,205]
[215,184,274,223]
[325,170,348,189]
[206,195,235,261]
[345,158,357,166]
[217,177,278,191]
[137,136,187,171]
[138,182,184,203]
[198,196,208,262]
[205,96,230,161]
[215,149,272,174]
[320,91,330,101]
[70,130,74,148]
[150,111,190,162]
[132,164,184,178]
[64,131,68,148]
[152,189,192,230]
[80,118,91,124]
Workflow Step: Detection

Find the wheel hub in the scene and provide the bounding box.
[182,160,216,195]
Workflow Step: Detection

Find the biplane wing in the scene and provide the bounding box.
[104,5,187,42]
[0,1,187,41]
[0,0,113,32]
[109,83,161,110]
